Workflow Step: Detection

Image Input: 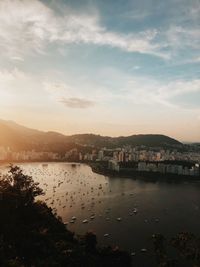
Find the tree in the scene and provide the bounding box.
[84,231,97,252]
[0,165,44,208]
[0,165,132,267]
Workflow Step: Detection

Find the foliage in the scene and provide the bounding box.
[0,166,131,267]
[0,165,44,207]
[152,232,200,267]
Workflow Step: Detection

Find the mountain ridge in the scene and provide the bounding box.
[0,119,182,151]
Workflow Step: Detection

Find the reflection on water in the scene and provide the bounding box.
[1,162,200,266]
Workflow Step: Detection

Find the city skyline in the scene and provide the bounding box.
[0,0,200,142]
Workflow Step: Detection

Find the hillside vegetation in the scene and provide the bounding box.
[0,119,182,152]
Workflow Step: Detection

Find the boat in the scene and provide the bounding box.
[42,163,48,167]
[117,217,122,221]
[133,208,138,214]
[71,163,76,167]
[82,219,88,224]
[104,233,109,237]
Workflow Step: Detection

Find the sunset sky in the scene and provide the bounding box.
[0,0,200,141]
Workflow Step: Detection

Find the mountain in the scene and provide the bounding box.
[0,119,182,152]
[69,133,182,148]
[0,122,23,149]
[0,119,72,152]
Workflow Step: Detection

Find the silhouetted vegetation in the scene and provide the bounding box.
[1,165,200,267]
[152,232,200,267]
[0,165,131,267]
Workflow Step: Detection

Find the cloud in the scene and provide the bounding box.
[189,57,200,63]
[133,65,141,70]
[43,81,96,108]
[60,97,95,109]
[1,66,199,114]
[0,1,48,58]
[91,67,200,113]
[0,68,43,108]
[126,77,200,110]
[10,56,24,62]
[0,68,28,84]
[0,0,168,59]
[164,26,200,50]
[43,68,200,114]
[43,82,68,93]
[0,0,199,63]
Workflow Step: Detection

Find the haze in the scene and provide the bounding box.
[0,0,200,142]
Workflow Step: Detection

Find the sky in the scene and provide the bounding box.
[0,0,200,142]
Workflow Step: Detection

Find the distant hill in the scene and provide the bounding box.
[69,133,182,148]
[0,119,72,152]
[0,119,182,152]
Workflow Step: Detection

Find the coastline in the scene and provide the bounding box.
[89,162,200,182]
[1,160,200,182]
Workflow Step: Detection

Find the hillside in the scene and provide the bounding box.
[70,133,181,148]
[0,165,131,267]
[0,119,182,151]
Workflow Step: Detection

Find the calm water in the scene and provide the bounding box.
[1,162,200,266]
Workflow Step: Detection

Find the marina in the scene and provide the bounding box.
[1,162,200,266]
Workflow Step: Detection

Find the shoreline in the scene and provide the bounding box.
[1,160,200,182]
[89,162,200,182]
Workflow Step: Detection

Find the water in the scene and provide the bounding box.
[1,162,200,266]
